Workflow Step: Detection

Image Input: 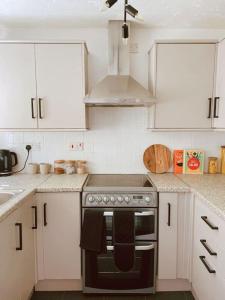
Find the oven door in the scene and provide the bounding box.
[92,207,157,241]
[83,241,157,293]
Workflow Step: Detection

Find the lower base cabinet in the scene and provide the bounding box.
[35,192,81,281]
[192,196,225,300]
[158,193,192,282]
[0,196,35,300]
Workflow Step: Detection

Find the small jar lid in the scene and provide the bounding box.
[208,157,218,160]
[54,160,65,164]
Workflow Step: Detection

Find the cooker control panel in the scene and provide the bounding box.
[83,193,157,207]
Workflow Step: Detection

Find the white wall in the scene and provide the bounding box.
[1,26,225,174]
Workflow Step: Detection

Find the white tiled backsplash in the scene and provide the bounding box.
[0,107,225,174]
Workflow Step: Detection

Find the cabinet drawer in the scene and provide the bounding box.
[194,197,225,252]
[192,243,225,300]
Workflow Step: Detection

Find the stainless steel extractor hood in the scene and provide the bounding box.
[84,21,155,107]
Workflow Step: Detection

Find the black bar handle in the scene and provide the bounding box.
[44,203,47,226]
[31,98,35,119]
[208,98,212,118]
[201,216,219,230]
[15,223,23,251]
[213,97,220,118]
[200,239,217,256]
[199,256,216,274]
[39,98,43,119]
[32,206,38,229]
[167,203,171,226]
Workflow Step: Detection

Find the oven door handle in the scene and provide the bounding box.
[107,244,155,251]
[103,211,154,217]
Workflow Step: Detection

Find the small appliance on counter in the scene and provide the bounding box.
[0,149,18,176]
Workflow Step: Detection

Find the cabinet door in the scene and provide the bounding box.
[36,193,81,280]
[154,43,216,129]
[158,193,178,279]
[35,44,86,129]
[0,209,21,300]
[0,44,37,129]
[19,199,35,300]
[214,40,225,128]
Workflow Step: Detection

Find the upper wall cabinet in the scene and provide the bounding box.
[0,44,37,129]
[148,42,217,130]
[0,42,88,130]
[213,38,225,129]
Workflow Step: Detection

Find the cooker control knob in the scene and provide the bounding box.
[103,196,109,203]
[88,196,94,202]
[97,196,102,202]
[110,196,115,202]
[124,196,130,203]
[145,196,151,203]
[118,196,123,202]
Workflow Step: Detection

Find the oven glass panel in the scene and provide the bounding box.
[105,211,155,239]
[85,243,155,290]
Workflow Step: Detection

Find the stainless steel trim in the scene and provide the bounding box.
[106,244,154,251]
[103,211,154,217]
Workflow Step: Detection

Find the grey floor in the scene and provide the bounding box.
[31,291,195,300]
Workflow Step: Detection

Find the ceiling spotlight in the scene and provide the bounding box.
[125,4,143,21]
[122,23,129,44]
[105,0,118,8]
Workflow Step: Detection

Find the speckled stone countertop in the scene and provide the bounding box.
[148,172,225,221]
[178,174,225,221]
[148,173,190,192]
[0,173,88,223]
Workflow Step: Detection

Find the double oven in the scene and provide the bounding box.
[81,174,158,294]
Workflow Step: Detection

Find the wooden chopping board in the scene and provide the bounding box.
[143,144,171,173]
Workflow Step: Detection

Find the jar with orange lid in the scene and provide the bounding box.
[54,160,65,175]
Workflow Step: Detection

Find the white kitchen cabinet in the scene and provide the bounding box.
[214,39,225,129]
[192,195,225,300]
[0,42,88,130]
[0,195,35,300]
[35,192,81,280]
[0,44,37,129]
[158,192,193,284]
[158,193,178,279]
[35,44,87,129]
[148,42,216,129]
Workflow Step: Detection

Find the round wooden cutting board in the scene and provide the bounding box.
[143,144,171,173]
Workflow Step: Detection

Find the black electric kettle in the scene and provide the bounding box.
[0,149,18,176]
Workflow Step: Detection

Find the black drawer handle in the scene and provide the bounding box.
[44,203,47,226]
[39,98,43,119]
[199,256,216,274]
[32,205,38,229]
[15,223,23,251]
[200,239,217,256]
[213,97,220,118]
[208,98,212,118]
[167,203,171,226]
[31,98,36,119]
[201,216,219,230]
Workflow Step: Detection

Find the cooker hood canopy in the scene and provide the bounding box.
[84,21,155,107]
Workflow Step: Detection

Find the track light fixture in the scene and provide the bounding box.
[122,23,129,44]
[105,0,118,8]
[103,0,142,43]
[125,4,138,18]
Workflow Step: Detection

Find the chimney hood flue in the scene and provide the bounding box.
[84,21,155,107]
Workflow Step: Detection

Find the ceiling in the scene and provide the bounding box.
[1,0,225,29]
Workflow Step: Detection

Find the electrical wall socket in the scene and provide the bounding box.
[69,142,84,151]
